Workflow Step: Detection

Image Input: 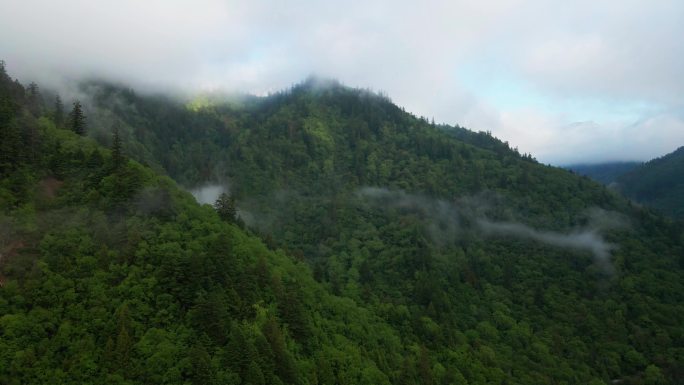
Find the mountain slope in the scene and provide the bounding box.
[566,162,641,185]
[615,147,684,219]
[80,78,684,384]
[0,65,434,385]
[1,66,682,384]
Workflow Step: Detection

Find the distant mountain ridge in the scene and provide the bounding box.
[566,162,641,185]
[615,146,684,219]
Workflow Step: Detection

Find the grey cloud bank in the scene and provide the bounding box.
[1,0,682,164]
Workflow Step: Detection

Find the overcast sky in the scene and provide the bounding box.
[1,0,683,164]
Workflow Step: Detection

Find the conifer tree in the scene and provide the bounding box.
[27,82,42,116]
[112,124,124,169]
[244,361,265,385]
[0,62,21,174]
[70,100,86,135]
[214,192,237,223]
[54,95,64,127]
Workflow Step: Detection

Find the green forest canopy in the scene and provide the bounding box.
[1,63,683,384]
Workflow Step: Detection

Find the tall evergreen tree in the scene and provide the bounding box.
[112,124,124,169]
[0,61,21,175]
[70,100,86,135]
[214,192,237,223]
[27,82,42,116]
[53,95,64,127]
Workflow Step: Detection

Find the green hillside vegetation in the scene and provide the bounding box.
[0,64,426,385]
[84,77,684,383]
[615,147,684,219]
[1,65,683,385]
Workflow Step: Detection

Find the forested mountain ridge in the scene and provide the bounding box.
[1,63,683,385]
[86,78,535,196]
[614,147,684,219]
[84,77,683,384]
[565,147,684,220]
[0,64,434,385]
[566,162,641,185]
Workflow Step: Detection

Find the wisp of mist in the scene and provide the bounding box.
[190,183,227,205]
[357,187,623,275]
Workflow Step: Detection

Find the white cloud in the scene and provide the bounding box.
[471,106,684,165]
[1,0,682,163]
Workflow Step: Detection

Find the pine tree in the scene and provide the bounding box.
[27,82,42,116]
[112,124,124,169]
[70,100,86,135]
[263,316,299,384]
[113,304,133,371]
[103,336,115,371]
[224,324,255,376]
[244,361,265,385]
[54,95,64,127]
[214,192,237,222]
[0,63,22,175]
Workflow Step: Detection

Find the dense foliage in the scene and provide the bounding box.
[615,147,684,219]
[84,77,684,384]
[0,65,425,385]
[2,67,683,384]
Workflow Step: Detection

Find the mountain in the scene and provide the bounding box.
[614,147,684,219]
[566,162,641,185]
[2,67,683,384]
[85,78,684,383]
[565,148,684,220]
[0,65,416,385]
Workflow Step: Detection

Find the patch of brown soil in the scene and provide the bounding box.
[39,176,64,199]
